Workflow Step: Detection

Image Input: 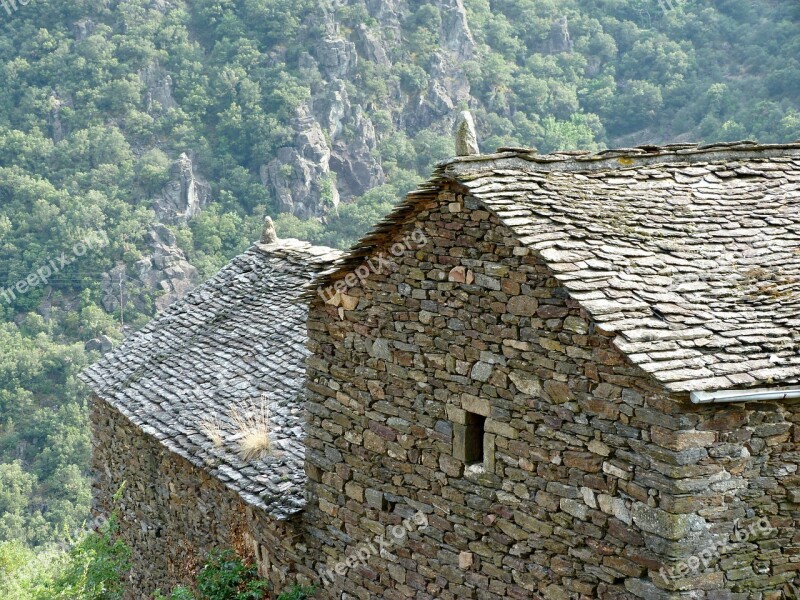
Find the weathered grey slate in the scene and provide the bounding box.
[81,239,341,519]
[448,144,800,392]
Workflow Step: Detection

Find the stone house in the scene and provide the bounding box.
[84,140,800,599]
[81,236,342,594]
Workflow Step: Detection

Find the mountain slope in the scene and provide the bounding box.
[0,0,797,548]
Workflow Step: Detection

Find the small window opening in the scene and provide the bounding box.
[463,412,486,465]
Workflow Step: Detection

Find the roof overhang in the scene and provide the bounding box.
[690,388,800,404]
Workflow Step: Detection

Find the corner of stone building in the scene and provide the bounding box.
[645,397,799,597]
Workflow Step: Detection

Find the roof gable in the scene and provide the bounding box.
[81,239,341,518]
[314,142,800,393]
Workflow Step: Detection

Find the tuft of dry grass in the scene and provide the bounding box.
[200,415,224,448]
[231,397,272,462]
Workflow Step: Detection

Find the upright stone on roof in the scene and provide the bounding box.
[261,215,278,244]
[454,110,480,156]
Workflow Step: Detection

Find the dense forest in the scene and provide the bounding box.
[0,0,798,582]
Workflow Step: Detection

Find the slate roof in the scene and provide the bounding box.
[315,141,800,394]
[81,239,342,519]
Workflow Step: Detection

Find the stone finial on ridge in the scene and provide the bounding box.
[455,111,480,157]
[261,216,278,244]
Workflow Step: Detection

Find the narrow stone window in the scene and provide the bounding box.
[455,411,486,465]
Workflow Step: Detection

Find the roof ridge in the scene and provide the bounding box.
[255,237,343,267]
[440,140,800,173]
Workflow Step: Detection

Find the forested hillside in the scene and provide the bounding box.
[0,0,797,559]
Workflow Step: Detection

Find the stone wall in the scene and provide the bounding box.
[90,397,307,598]
[303,186,800,599]
[670,399,800,598]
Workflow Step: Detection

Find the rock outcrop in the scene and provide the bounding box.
[330,106,384,199]
[259,0,479,217]
[73,18,95,41]
[546,15,573,54]
[402,49,473,132]
[50,93,67,143]
[262,107,340,218]
[437,0,476,60]
[152,153,211,224]
[140,62,178,113]
[101,224,199,315]
[84,335,114,353]
[354,24,391,67]
[314,32,358,80]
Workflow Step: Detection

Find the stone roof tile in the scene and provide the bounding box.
[446,143,800,392]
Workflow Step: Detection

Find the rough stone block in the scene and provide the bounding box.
[365,488,387,511]
[462,395,491,417]
[631,502,703,541]
[485,419,518,439]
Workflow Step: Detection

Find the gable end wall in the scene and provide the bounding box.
[90,396,307,597]
[303,186,721,599]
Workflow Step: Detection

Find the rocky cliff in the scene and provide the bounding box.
[101,225,199,316]
[109,0,480,310]
[262,0,477,217]
[152,153,211,225]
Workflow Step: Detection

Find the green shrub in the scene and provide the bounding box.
[155,586,196,600]
[0,507,131,600]
[48,510,132,600]
[197,549,269,600]
[156,549,270,600]
[0,540,60,598]
[277,585,316,600]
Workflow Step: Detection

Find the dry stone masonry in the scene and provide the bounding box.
[91,398,306,596]
[83,236,342,596]
[84,141,800,599]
